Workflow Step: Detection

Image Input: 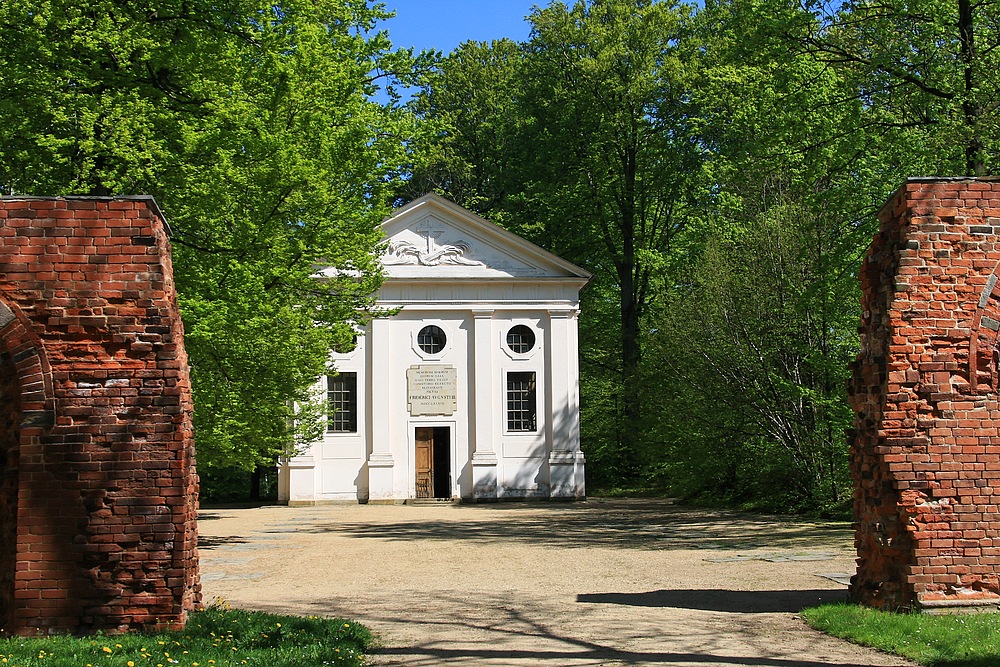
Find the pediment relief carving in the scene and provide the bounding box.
[383,239,483,267]
[381,200,591,280]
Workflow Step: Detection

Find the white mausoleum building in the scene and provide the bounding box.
[278,194,590,503]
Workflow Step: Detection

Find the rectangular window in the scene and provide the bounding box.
[327,372,358,433]
[506,371,537,432]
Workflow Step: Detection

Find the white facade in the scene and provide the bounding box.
[278,194,590,503]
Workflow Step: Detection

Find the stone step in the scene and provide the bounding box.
[405,498,459,507]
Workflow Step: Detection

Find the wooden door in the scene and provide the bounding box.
[414,427,433,499]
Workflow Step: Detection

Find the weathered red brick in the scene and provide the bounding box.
[0,196,199,636]
[851,178,1000,612]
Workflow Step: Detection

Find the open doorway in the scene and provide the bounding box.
[0,351,20,628]
[414,426,451,499]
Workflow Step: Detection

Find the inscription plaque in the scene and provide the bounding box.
[407,364,458,415]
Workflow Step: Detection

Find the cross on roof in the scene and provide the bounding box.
[416,218,446,253]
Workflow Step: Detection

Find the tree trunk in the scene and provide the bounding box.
[618,143,642,479]
[958,0,985,175]
[249,465,263,502]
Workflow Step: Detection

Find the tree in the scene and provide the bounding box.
[789,0,1000,175]
[624,0,896,509]
[0,0,417,472]
[519,0,706,477]
[400,38,525,220]
[648,197,859,510]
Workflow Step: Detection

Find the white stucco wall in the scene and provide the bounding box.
[280,194,588,503]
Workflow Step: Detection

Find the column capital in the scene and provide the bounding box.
[547,308,579,319]
[471,308,495,318]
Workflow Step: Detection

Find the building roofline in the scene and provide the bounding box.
[385,193,594,281]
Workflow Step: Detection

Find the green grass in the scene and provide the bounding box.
[803,603,1000,667]
[0,606,371,667]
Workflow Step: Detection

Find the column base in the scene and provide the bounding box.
[472,452,498,499]
[368,453,395,501]
[550,450,585,498]
[280,456,316,503]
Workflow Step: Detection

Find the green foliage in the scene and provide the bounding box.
[401,38,526,218]
[521,0,707,470]
[0,1,418,471]
[789,0,1000,175]
[647,202,857,513]
[0,606,371,667]
[411,0,1000,511]
[198,467,278,504]
[804,603,1000,666]
[405,0,709,483]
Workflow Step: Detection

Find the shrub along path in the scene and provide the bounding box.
[198,498,913,666]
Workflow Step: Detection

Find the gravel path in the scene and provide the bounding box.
[198,498,913,667]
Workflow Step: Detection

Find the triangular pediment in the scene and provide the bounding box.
[379,194,592,282]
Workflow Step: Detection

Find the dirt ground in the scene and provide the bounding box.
[197,498,914,667]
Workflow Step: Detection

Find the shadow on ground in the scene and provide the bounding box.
[577,589,849,613]
[296,499,852,552]
[197,535,250,550]
[250,594,893,667]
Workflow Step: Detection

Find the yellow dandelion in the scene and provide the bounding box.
[275,623,281,628]
[102,647,113,654]
[192,663,199,666]
[128,662,135,667]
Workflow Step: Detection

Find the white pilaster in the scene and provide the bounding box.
[547,308,585,498]
[470,308,498,499]
[368,317,395,500]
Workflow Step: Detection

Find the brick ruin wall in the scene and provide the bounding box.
[850,177,1000,612]
[0,197,200,634]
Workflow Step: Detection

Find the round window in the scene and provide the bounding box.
[417,325,446,354]
[506,325,536,354]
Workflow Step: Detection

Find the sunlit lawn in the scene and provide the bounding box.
[0,606,370,667]
[804,603,1000,667]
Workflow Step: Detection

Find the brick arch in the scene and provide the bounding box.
[0,293,56,416]
[969,258,1000,392]
[0,296,55,633]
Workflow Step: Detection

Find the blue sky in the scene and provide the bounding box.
[380,0,540,54]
